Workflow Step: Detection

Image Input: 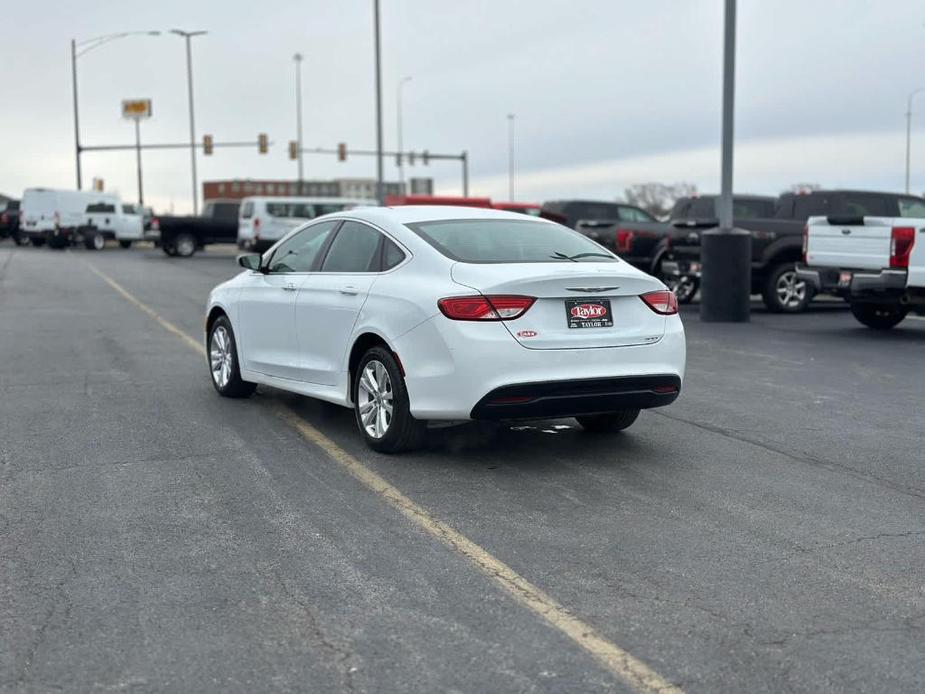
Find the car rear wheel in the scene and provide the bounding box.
[354,347,426,453]
[849,303,908,330]
[174,233,196,257]
[763,263,812,313]
[576,409,640,433]
[208,317,256,397]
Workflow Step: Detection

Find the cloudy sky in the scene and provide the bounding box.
[2,1,924,212]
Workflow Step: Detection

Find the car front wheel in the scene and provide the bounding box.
[850,303,908,330]
[576,409,640,433]
[208,316,256,397]
[354,346,426,453]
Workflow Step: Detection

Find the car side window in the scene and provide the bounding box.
[266,220,339,273]
[320,221,383,273]
[382,238,406,270]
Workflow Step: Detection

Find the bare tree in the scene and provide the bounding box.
[787,182,821,195]
[624,182,697,218]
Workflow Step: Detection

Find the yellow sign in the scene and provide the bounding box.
[122,99,152,120]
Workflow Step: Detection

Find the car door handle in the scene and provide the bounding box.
[282,282,297,292]
[340,285,359,295]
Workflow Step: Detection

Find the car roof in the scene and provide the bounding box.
[343,205,555,226]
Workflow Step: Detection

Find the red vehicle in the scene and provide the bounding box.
[384,195,492,208]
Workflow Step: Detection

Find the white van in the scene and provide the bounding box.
[20,188,139,250]
[237,197,375,251]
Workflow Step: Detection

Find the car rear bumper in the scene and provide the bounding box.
[796,265,907,297]
[394,315,686,420]
[470,374,680,420]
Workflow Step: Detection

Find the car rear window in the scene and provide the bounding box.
[733,199,775,219]
[898,197,925,217]
[407,219,618,264]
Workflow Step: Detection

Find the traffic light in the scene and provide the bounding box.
[408,151,416,166]
[289,141,298,160]
[258,133,268,154]
[203,134,213,155]
[422,150,430,166]
[337,142,347,162]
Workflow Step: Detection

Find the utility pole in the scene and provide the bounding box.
[373,0,385,205]
[905,88,925,194]
[507,113,515,200]
[294,53,305,194]
[134,119,144,205]
[397,76,412,193]
[700,0,751,323]
[71,39,82,190]
[172,29,207,214]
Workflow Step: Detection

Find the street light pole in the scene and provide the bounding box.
[373,0,385,205]
[134,119,144,205]
[397,76,412,193]
[172,29,207,214]
[70,31,160,191]
[905,88,925,194]
[294,53,305,195]
[507,113,515,201]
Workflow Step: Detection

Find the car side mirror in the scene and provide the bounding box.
[237,253,262,271]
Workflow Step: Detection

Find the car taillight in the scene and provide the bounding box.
[640,290,679,315]
[890,226,915,268]
[151,217,160,230]
[438,295,535,321]
[616,229,635,253]
[253,217,261,238]
[802,225,809,264]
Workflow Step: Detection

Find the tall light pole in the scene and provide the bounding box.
[396,75,412,193]
[507,113,515,201]
[373,0,385,205]
[71,31,160,189]
[905,88,925,194]
[171,29,207,214]
[294,53,305,194]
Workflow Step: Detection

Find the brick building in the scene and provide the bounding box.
[202,177,432,201]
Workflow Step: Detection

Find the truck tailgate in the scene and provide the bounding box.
[806,217,893,270]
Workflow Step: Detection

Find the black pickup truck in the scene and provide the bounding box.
[153,200,240,257]
[660,190,925,312]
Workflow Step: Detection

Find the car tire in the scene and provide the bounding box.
[354,346,427,453]
[763,263,812,313]
[849,303,908,330]
[576,409,640,433]
[30,237,46,247]
[14,234,30,247]
[119,240,132,249]
[207,316,256,398]
[174,233,196,257]
[84,231,105,251]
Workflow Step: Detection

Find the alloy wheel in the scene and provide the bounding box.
[775,270,807,309]
[357,360,393,439]
[210,326,233,388]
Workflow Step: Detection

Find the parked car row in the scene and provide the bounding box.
[16,189,143,250]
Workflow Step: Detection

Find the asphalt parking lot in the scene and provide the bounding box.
[2,243,924,693]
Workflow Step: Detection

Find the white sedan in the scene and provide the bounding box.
[205,206,686,452]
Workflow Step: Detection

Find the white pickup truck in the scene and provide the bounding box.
[797,215,924,329]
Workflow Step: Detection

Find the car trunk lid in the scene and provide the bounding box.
[450,262,667,350]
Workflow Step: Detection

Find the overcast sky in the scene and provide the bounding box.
[2,1,925,212]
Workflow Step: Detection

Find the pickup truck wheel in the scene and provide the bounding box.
[763,263,811,313]
[208,317,256,397]
[174,233,196,257]
[30,237,46,247]
[576,409,640,433]
[119,240,132,249]
[84,231,105,251]
[849,303,908,330]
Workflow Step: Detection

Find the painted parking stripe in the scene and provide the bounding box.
[84,260,682,694]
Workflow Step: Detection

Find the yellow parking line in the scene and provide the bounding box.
[85,261,682,694]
